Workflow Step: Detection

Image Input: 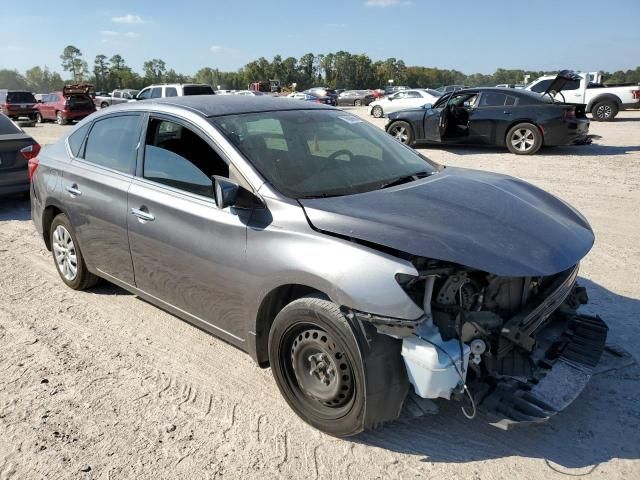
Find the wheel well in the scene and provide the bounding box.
[42,205,63,250]
[588,94,622,111]
[254,284,329,367]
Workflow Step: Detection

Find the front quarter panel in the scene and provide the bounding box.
[246,197,424,322]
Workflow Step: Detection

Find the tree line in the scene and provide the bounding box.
[1,44,639,93]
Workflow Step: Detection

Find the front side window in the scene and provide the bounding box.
[143,118,228,197]
[150,87,163,99]
[113,91,121,98]
[137,88,151,100]
[83,115,141,173]
[212,110,436,199]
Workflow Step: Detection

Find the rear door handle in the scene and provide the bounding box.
[65,184,82,196]
[130,207,155,222]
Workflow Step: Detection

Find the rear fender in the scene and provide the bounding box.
[587,93,622,111]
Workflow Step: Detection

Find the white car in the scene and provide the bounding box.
[368,89,441,118]
[134,83,215,101]
[234,90,264,96]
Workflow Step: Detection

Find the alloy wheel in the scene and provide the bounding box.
[510,128,536,153]
[390,125,409,144]
[56,112,63,125]
[52,225,78,281]
[596,104,612,119]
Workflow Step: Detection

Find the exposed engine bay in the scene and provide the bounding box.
[384,258,608,428]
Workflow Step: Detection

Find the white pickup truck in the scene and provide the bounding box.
[525,71,640,121]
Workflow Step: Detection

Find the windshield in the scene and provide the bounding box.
[0,114,21,135]
[6,92,36,103]
[211,109,436,198]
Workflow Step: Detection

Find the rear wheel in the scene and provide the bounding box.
[55,111,66,125]
[388,121,414,145]
[371,105,384,118]
[506,122,542,155]
[591,101,618,122]
[50,214,99,290]
[354,99,362,107]
[268,296,367,437]
[35,112,43,123]
[100,102,109,109]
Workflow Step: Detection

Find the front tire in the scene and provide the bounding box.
[55,111,67,125]
[388,121,414,145]
[506,122,542,155]
[50,214,99,290]
[354,99,362,107]
[268,296,367,437]
[35,112,43,124]
[371,105,384,118]
[591,101,618,121]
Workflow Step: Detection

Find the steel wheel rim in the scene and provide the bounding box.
[282,323,356,418]
[511,128,535,152]
[597,105,612,119]
[53,225,78,281]
[392,125,409,143]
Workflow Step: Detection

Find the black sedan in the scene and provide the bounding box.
[385,87,590,155]
[336,90,375,107]
[0,113,40,197]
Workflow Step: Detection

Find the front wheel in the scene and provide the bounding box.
[268,296,367,437]
[506,122,542,155]
[35,112,43,124]
[100,102,109,109]
[388,121,414,145]
[371,105,384,118]
[354,99,362,107]
[591,101,618,121]
[55,111,67,125]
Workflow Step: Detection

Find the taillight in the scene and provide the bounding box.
[564,108,576,120]
[21,143,41,181]
[633,89,640,100]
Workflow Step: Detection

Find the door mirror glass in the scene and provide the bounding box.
[423,103,433,110]
[213,175,239,209]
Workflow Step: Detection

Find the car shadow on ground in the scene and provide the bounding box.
[0,196,31,221]
[353,278,640,470]
[418,143,640,157]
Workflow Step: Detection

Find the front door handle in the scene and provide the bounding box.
[65,184,82,196]
[503,111,512,115]
[130,207,155,222]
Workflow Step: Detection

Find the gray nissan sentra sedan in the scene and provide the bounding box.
[30,96,608,436]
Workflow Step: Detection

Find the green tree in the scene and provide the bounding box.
[0,69,29,90]
[93,55,110,91]
[60,45,88,82]
[143,58,167,84]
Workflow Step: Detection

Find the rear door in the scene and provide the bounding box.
[467,92,517,144]
[127,115,250,341]
[62,113,143,285]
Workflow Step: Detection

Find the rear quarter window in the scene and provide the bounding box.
[67,122,92,157]
[7,92,36,103]
[0,114,21,135]
[183,85,215,95]
[83,115,141,173]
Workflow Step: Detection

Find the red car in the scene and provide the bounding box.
[35,84,96,125]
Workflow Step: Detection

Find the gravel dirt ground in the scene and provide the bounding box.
[1,110,639,479]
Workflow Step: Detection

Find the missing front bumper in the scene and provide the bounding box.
[480,314,608,429]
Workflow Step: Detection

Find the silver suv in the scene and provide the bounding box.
[30,96,607,436]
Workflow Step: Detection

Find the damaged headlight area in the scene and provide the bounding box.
[349,258,609,429]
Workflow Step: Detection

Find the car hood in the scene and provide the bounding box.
[299,167,594,277]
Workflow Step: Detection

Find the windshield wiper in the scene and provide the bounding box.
[297,193,346,199]
[380,171,433,189]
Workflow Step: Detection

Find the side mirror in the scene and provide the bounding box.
[212,175,239,209]
[37,99,43,103]
[423,103,433,109]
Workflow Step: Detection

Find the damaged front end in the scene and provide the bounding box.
[355,259,608,429]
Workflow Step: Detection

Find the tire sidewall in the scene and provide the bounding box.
[56,111,63,125]
[35,112,43,124]
[389,121,413,145]
[372,106,383,118]
[268,298,367,437]
[592,101,617,122]
[354,99,362,107]
[50,214,88,290]
[506,122,542,155]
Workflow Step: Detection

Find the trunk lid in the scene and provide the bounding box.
[0,133,35,170]
[543,70,583,96]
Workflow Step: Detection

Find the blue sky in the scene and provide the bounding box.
[1,0,638,76]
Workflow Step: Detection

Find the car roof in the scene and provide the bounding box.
[121,95,335,117]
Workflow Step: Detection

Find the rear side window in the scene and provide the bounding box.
[83,115,141,173]
[183,85,215,96]
[6,92,36,103]
[479,93,517,107]
[143,118,228,197]
[67,122,92,157]
[113,91,121,98]
[165,87,177,97]
[0,114,20,134]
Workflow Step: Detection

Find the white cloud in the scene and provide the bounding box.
[112,14,145,24]
[210,45,225,52]
[365,0,412,6]
[100,30,140,38]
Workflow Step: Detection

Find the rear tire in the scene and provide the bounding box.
[388,121,414,145]
[354,99,362,107]
[50,214,99,290]
[35,112,43,124]
[100,102,109,109]
[591,101,618,122]
[506,122,542,155]
[55,111,66,125]
[371,105,384,118]
[268,296,367,437]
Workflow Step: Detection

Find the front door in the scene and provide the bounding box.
[127,115,250,341]
[62,113,143,285]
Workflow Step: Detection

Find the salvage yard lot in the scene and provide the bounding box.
[1,109,639,479]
